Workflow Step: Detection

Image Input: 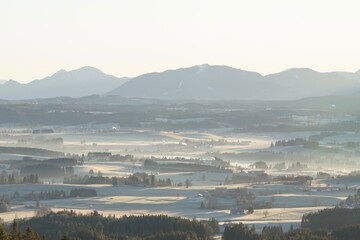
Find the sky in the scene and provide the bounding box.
[1,0,360,83]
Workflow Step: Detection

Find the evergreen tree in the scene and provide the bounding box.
[0,224,9,240]
[10,221,23,240]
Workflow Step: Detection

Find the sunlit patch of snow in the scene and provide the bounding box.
[196,64,209,74]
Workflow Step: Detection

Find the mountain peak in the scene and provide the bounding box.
[51,66,104,78]
[0,67,128,100]
[281,67,316,73]
[196,64,209,74]
[52,69,67,77]
[197,64,210,68]
[76,66,104,74]
[3,79,21,86]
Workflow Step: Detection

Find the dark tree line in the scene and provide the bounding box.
[12,189,96,202]
[270,138,319,148]
[0,146,63,158]
[301,207,360,230]
[0,221,43,240]
[69,188,97,198]
[223,223,360,240]
[223,207,360,240]
[4,208,360,240]
[18,211,211,240]
[20,190,66,201]
[21,164,69,178]
[64,174,172,187]
[144,160,231,173]
[0,173,39,184]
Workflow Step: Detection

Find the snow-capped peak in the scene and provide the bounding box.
[196,64,209,74]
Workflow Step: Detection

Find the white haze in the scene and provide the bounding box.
[1,0,360,83]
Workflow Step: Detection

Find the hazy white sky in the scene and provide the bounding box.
[1,0,360,83]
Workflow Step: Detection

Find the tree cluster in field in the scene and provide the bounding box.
[17,136,64,145]
[10,189,95,203]
[144,159,231,173]
[270,138,319,149]
[41,158,78,168]
[87,152,135,162]
[203,188,256,210]
[21,164,67,178]
[249,161,268,169]
[288,162,308,170]
[251,161,308,171]
[272,162,286,170]
[14,190,66,201]
[142,155,229,166]
[231,172,269,184]
[1,157,81,179]
[0,195,11,213]
[64,173,173,187]
[19,158,79,178]
[271,138,307,147]
[17,211,211,240]
[273,175,313,185]
[0,173,39,184]
[69,188,97,198]
[109,154,134,162]
[341,189,360,207]
[4,157,80,170]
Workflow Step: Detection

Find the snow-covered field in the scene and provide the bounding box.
[1,129,359,232]
[0,181,337,230]
[0,160,353,231]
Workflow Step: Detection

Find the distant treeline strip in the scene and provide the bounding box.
[144,160,231,173]
[0,146,64,158]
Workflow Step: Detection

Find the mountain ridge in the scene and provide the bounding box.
[108,64,360,100]
[1,64,360,100]
[0,67,129,100]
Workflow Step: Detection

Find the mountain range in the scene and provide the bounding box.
[108,64,360,100]
[1,64,360,100]
[0,66,129,100]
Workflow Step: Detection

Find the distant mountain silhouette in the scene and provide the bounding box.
[0,67,129,100]
[107,65,360,100]
[265,68,359,99]
[2,65,360,100]
[108,64,275,99]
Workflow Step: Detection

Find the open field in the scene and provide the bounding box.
[0,181,337,231]
[1,158,355,231]
[1,122,360,233]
